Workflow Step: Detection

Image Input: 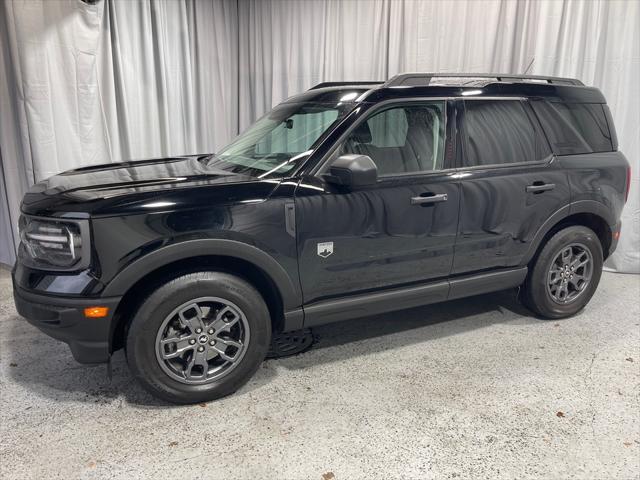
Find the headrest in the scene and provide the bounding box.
[406,108,435,128]
[352,121,372,143]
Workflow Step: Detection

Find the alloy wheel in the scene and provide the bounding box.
[546,243,593,305]
[155,297,250,384]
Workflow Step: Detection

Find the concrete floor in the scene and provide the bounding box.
[0,267,638,480]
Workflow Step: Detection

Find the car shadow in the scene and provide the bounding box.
[4,288,539,406]
[275,288,539,369]
[4,318,279,408]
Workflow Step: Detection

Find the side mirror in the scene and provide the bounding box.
[326,154,377,188]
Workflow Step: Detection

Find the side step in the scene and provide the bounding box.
[303,267,528,328]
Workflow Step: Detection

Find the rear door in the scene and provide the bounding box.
[453,98,571,274]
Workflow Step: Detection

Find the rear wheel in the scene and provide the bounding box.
[126,271,271,404]
[523,226,603,319]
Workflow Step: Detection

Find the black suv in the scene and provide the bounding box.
[13,73,630,404]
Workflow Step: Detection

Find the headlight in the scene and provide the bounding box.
[18,215,89,269]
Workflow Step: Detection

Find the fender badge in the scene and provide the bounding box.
[317,242,334,258]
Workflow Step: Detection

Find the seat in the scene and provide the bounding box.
[343,122,404,175]
[402,109,437,171]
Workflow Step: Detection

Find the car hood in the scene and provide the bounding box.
[21,154,282,217]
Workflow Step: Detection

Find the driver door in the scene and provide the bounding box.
[295,100,460,306]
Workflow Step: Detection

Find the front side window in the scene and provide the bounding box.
[211,102,352,178]
[337,102,446,176]
[462,100,549,166]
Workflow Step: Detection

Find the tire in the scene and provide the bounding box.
[523,225,603,319]
[126,271,271,404]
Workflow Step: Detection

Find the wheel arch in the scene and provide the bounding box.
[521,201,614,268]
[105,239,302,352]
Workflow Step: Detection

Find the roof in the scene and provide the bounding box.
[309,73,583,90]
[383,73,583,87]
[301,73,604,104]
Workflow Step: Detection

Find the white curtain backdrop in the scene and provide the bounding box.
[1,0,638,272]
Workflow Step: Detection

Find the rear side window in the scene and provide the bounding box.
[530,101,613,155]
[462,100,550,167]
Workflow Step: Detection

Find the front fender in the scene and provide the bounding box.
[101,238,302,311]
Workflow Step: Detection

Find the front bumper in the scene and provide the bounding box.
[13,286,121,364]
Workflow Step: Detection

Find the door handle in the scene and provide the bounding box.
[410,193,448,205]
[526,182,556,194]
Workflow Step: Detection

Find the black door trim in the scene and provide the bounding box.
[448,267,528,300]
[302,266,528,328]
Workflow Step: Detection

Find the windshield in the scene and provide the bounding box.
[208,102,353,178]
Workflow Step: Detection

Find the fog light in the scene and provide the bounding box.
[84,306,109,318]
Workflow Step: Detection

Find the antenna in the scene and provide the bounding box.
[523,57,535,75]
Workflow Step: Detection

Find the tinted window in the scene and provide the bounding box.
[462,100,549,166]
[340,102,445,175]
[531,101,613,154]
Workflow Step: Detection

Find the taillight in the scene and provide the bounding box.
[625,165,631,202]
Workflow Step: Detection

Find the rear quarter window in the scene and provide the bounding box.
[531,101,614,155]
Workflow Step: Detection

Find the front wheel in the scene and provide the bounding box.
[126,271,271,404]
[523,226,603,319]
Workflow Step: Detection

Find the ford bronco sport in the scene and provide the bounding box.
[13,73,631,404]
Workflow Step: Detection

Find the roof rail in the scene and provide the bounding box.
[309,81,384,90]
[384,73,584,87]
